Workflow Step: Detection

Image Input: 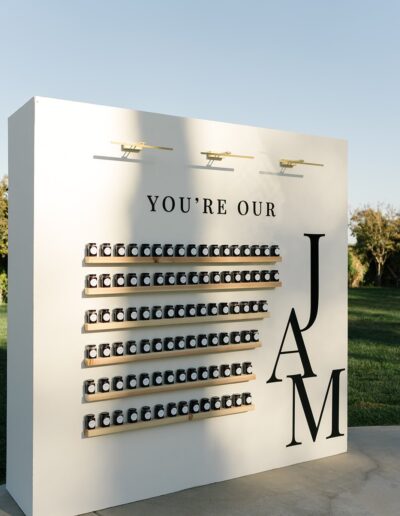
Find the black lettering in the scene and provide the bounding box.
[203,198,214,214]
[217,199,227,215]
[162,196,175,213]
[179,196,191,213]
[147,195,159,212]
[252,201,262,216]
[237,200,249,215]
[266,202,276,217]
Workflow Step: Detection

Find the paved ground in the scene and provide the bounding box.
[1,426,399,515]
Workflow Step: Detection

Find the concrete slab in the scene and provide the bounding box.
[1,426,399,515]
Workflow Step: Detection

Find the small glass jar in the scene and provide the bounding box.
[164,305,175,319]
[186,304,196,317]
[209,365,219,379]
[167,402,178,417]
[139,373,150,388]
[99,309,111,323]
[154,404,165,419]
[250,329,260,342]
[165,272,176,286]
[126,340,137,355]
[211,397,221,410]
[99,343,111,357]
[86,345,97,359]
[242,392,252,405]
[127,307,138,321]
[240,245,251,257]
[126,375,137,389]
[261,270,271,282]
[241,270,252,283]
[177,272,187,285]
[175,244,185,257]
[140,243,151,257]
[187,368,198,382]
[220,332,230,345]
[113,376,124,391]
[85,379,96,395]
[152,244,163,257]
[270,244,280,257]
[164,337,175,351]
[188,272,199,285]
[152,306,163,320]
[154,272,164,286]
[222,395,233,409]
[233,271,242,283]
[210,244,220,257]
[100,243,112,257]
[114,274,125,287]
[85,414,96,430]
[140,273,151,286]
[200,398,211,411]
[197,334,208,348]
[243,361,253,374]
[141,406,152,421]
[152,371,163,386]
[127,408,138,423]
[220,364,231,377]
[163,244,174,257]
[230,331,241,344]
[197,303,207,316]
[176,369,186,383]
[187,244,198,257]
[259,300,269,312]
[198,244,209,257]
[249,300,259,313]
[99,412,111,427]
[222,271,232,283]
[208,333,219,346]
[251,270,261,282]
[86,274,98,288]
[199,271,210,284]
[232,393,243,407]
[114,243,126,257]
[175,336,185,350]
[127,273,138,287]
[232,363,242,376]
[241,330,251,343]
[178,401,189,415]
[127,243,139,257]
[152,338,163,352]
[198,366,209,381]
[271,270,279,281]
[140,306,151,320]
[113,308,125,322]
[175,304,185,318]
[208,303,218,316]
[261,245,270,256]
[230,302,240,314]
[251,245,261,256]
[240,301,250,314]
[113,342,124,356]
[211,271,221,283]
[100,274,112,288]
[186,335,197,348]
[164,370,175,384]
[140,339,151,353]
[219,303,230,315]
[189,399,200,413]
[220,245,231,257]
[98,378,110,392]
[86,243,98,257]
[231,245,241,257]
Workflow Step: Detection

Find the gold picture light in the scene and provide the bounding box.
[201,151,254,161]
[112,140,174,153]
[280,159,324,169]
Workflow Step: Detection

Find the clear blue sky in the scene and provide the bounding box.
[1,0,399,211]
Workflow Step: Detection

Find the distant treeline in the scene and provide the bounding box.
[349,205,400,287]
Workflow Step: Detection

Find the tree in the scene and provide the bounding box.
[350,205,400,286]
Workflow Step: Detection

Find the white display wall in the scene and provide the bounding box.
[7,97,347,516]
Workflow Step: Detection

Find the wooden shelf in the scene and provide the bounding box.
[85,341,261,367]
[84,404,255,437]
[85,281,281,297]
[84,312,269,333]
[85,374,256,403]
[84,256,282,266]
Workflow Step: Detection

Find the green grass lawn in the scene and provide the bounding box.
[348,287,400,426]
[0,290,398,484]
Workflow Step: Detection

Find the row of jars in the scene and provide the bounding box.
[85,392,253,429]
[86,330,259,359]
[85,361,253,395]
[86,242,280,258]
[86,269,279,289]
[86,300,268,324]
